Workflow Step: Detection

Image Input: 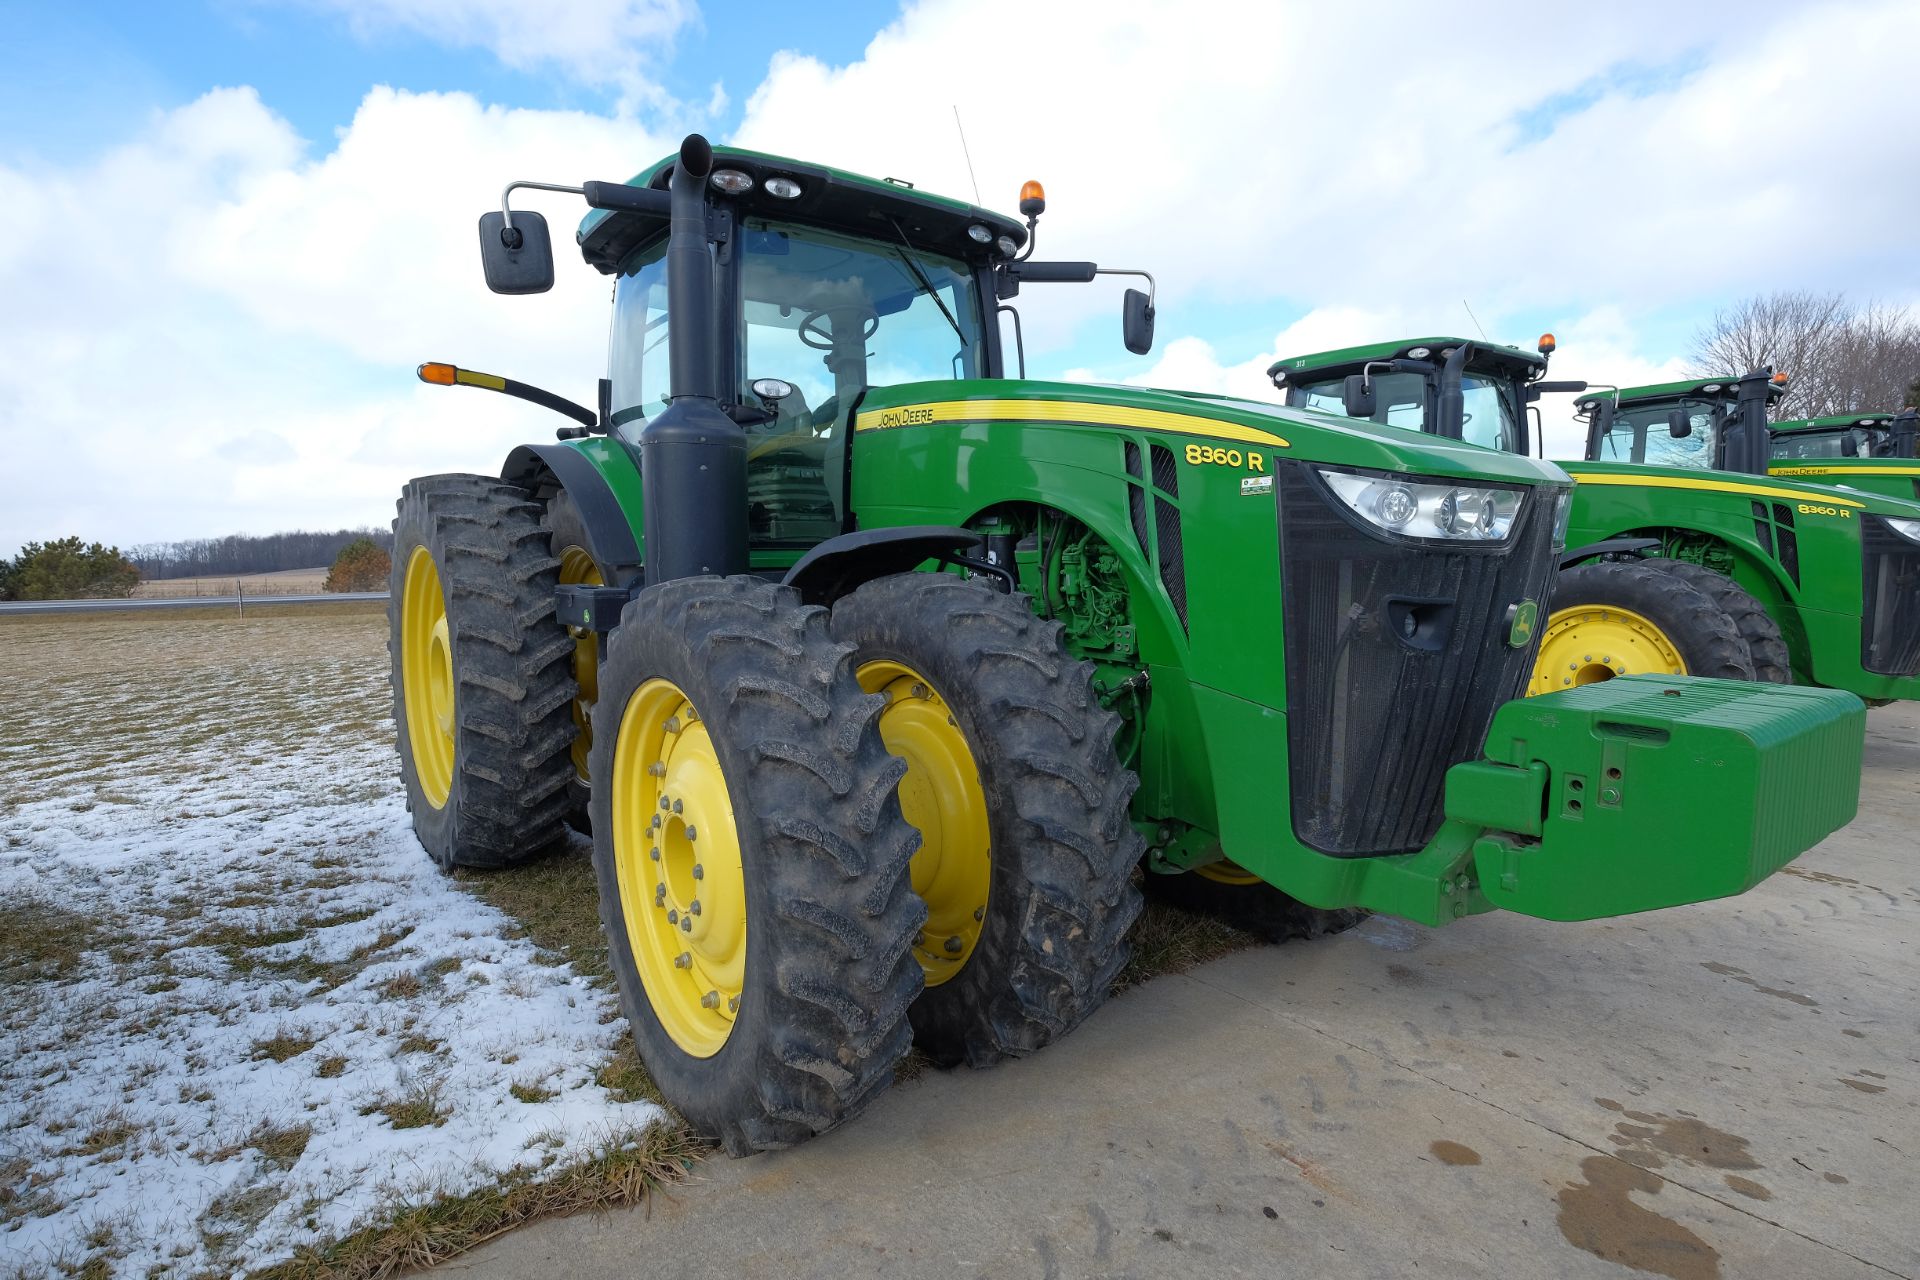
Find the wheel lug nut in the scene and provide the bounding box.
[727,995,739,1013]
[650,846,661,862]
[674,952,692,969]
[681,916,693,933]
[685,825,696,840]
[665,716,681,733]
[701,991,719,1009]
[667,908,679,924]
[654,884,666,905]
[659,797,671,811]
[648,762,665,777]
[689,900,701,916]
[911,682,928,699]
[672,798,684,814]
[692,864,704,880]
[943,936,963,954]
[973,906,985,922]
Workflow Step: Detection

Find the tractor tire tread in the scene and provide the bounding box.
[1643,558,1793,684]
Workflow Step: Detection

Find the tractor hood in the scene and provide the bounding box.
[854,381,1571,488]
[1560,458,1920,520]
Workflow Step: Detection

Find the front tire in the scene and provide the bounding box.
[589,576,925,1155]
[389,474,575,869]
[831,574,1144,1069]
[1530,560,1754,695]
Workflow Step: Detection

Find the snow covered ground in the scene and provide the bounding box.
[0,611,664,1277]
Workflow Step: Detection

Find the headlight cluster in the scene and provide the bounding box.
[1318,469,1525,542]
[1886,517,1920,545]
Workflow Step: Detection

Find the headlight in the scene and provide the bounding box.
[1887,517,1920,545]
[1318,469,1525,542]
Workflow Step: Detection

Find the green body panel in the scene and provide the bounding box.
[560,435,647,553]
[835,379,1864,922]
[1765,459,1920,504]
[1268,335,1544,381]
[1459,677,1863,920]
[1574,376,1745,409]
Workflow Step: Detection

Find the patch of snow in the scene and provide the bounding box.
[0,626,663,1276]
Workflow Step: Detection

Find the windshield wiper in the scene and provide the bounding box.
[884,216,966,348]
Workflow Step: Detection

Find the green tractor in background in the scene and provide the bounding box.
[1770,408,1920,503]
[390,138,1864,1155]
[1271,342,1920,703]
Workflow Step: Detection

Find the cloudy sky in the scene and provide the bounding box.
[2,0,1916,555]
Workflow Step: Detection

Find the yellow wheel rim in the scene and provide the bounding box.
[858,660,991,987]
[611,679,745,1058]
[1528,605,1687,696]
[1195,860,1262,887]
[557,545,603,785]
[400,546,455,809]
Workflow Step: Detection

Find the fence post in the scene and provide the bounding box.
[237,582,245,619]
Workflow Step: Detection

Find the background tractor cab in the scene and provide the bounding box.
[1576,372,1787,478]
[1268,334,1586,458]
[1769,410,1920,504]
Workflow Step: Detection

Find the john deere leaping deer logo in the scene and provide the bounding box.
[1508,600,1539,649]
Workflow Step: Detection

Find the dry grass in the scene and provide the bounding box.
[131,567,332,598]
[0,899,99,984]
[253,1122,704,1280]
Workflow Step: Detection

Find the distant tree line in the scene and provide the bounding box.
[1690,291,1920,419]
[127,527,394,580]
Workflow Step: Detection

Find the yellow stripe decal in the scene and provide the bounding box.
[854,399,1289,449]
[1572,472,1865,508]
[1770,465,1920,478]
[456,370,508,391]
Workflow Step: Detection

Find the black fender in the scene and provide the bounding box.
[782,526,992,607]
[502,443,644,582]
[1558,536,1660,570]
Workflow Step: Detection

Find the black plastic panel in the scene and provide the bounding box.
[1861,516,1920,677]
[1278,463,1557,857]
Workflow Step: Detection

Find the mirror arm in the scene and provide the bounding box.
[1094,268,1155,311]
[499,180,587,241]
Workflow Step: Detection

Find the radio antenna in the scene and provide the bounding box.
[953,105,982,204]
[1462,299,1489,340]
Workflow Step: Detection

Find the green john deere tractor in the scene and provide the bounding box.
[391,138,1864,1155]
[1770,409,1920,503]
[1272,340,1920,703]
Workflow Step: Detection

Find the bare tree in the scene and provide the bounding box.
[1690,291,1920,418]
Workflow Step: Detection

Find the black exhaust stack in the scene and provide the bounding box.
[1726,369,1777,477]
[639,133,747,584]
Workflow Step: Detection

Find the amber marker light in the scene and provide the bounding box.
[1018,179,1046,217]
[1537,332,1556,355]
[418,362,457,386]
[1772,371,1791,385]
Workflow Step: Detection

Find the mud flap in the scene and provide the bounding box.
[1445,676,1864,921]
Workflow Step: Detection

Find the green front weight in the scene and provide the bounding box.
[1444,676,1864,921]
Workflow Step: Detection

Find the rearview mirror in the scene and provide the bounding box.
[478,210,555,295]
[1342,374,1377,419]
[1668,408,1692,438]
[1122,288,1155,355]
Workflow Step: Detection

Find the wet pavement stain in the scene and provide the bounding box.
[1824,1172,1850,1185]
[1385,963,1423,985]
[1429,1140,1481,1166]
[1842,1029,1866,1038]
[1841,1078,1887,1094]
[1557,1156,1721,1280]
[1780,866,1862,888]
[1722,1175,1771,1201]
[1594,1100,1760,1172]
[1699,962,1818,1007]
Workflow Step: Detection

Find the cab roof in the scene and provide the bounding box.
[1267,336,1545,384]
[1574,376,1787,410]
[575,145,1029,274]
[1773,412,1910,433]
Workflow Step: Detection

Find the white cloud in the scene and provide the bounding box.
[5,0,1919,553]
[288,0,693,100]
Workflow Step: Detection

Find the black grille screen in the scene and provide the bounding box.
[1861,516,1920,677]
[1279,464,1558,856]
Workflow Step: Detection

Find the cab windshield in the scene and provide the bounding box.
[607,217,988,548]
[1592,399,1721,469]
[1771,427,1888,460]
[1287,370,1523,452]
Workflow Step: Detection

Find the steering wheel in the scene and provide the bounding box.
[798,306,880,351]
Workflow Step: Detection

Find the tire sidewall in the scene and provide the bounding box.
[1557,561,1752,679]
[389,500,461,867]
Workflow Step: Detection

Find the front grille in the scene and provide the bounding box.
[1279,464,1558,856]
[1861,516,1920,677]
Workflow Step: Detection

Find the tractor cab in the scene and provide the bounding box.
[1268,335,1582,457]
[1771,412,1914,461]
[1576,372,1788,476]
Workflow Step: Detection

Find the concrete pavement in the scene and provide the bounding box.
[456,704,1919,1280]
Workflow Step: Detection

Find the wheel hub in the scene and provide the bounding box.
[857,660,990,986]
[612,680,746,1057]
[400,546,456,808]
[1528,604,1687,696]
